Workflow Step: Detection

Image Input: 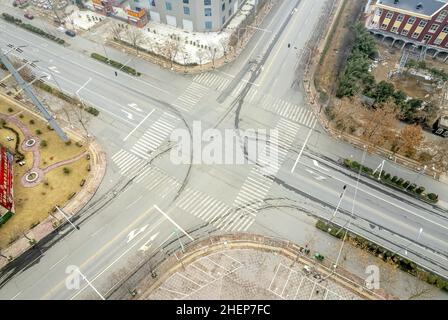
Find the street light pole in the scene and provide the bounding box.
[405,165,427,191]
[328,185,347,228]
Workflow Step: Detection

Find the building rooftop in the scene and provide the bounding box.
[377,0,448,16]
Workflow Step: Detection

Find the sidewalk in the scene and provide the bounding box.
[0,93,107,269]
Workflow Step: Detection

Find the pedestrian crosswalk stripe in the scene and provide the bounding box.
[130,113,177,160]
[173,82,208,112]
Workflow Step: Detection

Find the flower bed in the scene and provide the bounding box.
[90,53,141,76]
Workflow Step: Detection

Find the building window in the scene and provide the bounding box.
[423,35,432,43]
[434,38,442,45]
[385,11,393,19]
[436,10,448,22]
[429,24,439,33]
[407,17,416,24]
[205,21,212,29]
[418,20,427,28]
[222,16,225,24]
[412,32,420,39]
[443,26,448,33]
[396,14,404,22]
[183,0,189,3]
[401,29,408,36]
[205,8,212,16]
[380,23,388,30]
[165,1,172,10]
[204,0,211,5]
[376,8,382,16]
[151,0,155,6]
[183,6,190,15]
[391,26,398,33]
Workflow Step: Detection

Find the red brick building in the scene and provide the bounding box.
[366,0,448,57]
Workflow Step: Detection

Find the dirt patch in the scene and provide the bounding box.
[315,0,366,96]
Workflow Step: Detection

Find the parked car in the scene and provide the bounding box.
[65,30,76,37]
[24,13,34,20]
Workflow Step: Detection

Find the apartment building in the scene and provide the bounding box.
[127,0,247,32]
[366,0,448,55]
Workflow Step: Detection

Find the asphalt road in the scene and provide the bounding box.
[0,0,447,300]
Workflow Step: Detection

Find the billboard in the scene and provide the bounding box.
[0,146,14,213]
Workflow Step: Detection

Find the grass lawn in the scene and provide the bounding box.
[0,98,90,249]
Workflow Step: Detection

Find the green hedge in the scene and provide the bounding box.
[316,220,448,291]
[90,53,141,76]
[343,159,438,203]
[0,211,14,227]
[2,13,65,45]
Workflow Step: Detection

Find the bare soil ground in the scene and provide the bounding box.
[315,0,366,96]
[0,97,88,249]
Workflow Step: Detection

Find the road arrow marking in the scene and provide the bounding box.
[313,160,329,172]
[128,103,143,112]
[127,224,149,243]
[138,232,160,252]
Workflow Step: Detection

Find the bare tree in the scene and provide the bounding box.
[197,49,207,70]
[179,49,190,73]
[394,124,424,158]
[206,45,218,68]
[111,23,124,41]
[125,28,145,55]
[65,101,92,138]
[219,38,230,62]
[160,39,181,68]
[360,103,399,151]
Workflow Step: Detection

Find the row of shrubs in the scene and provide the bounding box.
[343,159,438,203]
[90,53,141,76]
[316,220,448,291]
[2,13,65,45]
[35,80,99,116]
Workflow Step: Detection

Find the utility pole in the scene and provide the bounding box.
[328,185,347,228]
[56,206,80,231]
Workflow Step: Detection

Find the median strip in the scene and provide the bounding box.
[316,220,448,292]
[90,53,141,77]
[1,13,65,45]
[343,159,439,204]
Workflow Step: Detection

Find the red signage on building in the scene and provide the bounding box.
[0,147,14,212]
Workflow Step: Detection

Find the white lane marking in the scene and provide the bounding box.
[123,108,155,141]
[76,77,92,94]
[49,254,68,270]
[291,121,316,173]
[154,205,194,241]
[70,216,166,300]
[313,160,329,172]
[138,232,160,252]
[125,195,144,209]
[36,66,136,126]
[48,66,60,74]
[10,291,22,300]
[121,109,134,120]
